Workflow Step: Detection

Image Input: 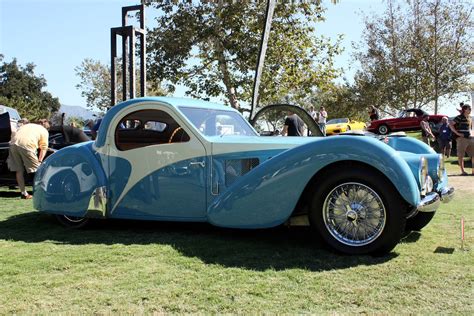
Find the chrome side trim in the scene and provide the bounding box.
[440,186,454,203]
[416,192,440,213]
[85,186,107,218]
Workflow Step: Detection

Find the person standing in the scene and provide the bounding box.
[7,119,50,199]
[449,104,474,175]
[308,106,317,121]
[420,114,435,146]
[437,116,452,158]
[282,111,304,136]
[368,106,379,121]
[317,106,327,136]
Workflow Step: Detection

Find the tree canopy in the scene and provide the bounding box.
[145,0,342,114]
[352,0,473,114]
[75,58,170,112]
[0,55,60,120]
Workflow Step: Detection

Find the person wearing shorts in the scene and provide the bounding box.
[449,104,473,175]
[7,120,49,199]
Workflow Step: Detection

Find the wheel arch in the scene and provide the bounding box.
[293,160,410,219]
[33,142,107,217]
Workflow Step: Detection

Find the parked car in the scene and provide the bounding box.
[0,105,22,142]
[326,118,366,136]
[367,108,445,135]
[0,116,90,187]
[33,97,454,255]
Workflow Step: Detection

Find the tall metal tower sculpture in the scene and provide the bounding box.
[110,4,146,107]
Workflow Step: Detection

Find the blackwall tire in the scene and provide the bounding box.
[406,212,435,232]
[55,215,90,229]
[309,167,406,255]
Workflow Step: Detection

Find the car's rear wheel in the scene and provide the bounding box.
[55,215,90,228]
[378,124,389,135]
[309,168,406,255]
[406,212,435,231]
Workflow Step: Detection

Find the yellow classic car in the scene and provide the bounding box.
[326,118,366,135]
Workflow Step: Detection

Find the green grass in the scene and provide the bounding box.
[0,183,473,314]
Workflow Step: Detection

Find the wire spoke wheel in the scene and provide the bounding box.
[322,182,386,247]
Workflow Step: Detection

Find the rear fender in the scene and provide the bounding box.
[33,142,107,217]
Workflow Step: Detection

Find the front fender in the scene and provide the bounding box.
[33,142,107,217]
[207,136,420,228]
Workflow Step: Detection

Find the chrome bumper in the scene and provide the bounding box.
[440,186,455,203]
[416,186,454,213]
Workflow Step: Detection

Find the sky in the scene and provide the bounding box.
[0,0,469,117]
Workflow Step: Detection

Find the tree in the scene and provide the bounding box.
[145,1,342,113]
[75,58,112,112]
[0,55,60,120]
[75,58,169,112]
[353,0,473,114]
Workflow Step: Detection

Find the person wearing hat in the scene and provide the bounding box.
[449,104,474,175]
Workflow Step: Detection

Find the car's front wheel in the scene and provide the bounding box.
[309,168,406,255]
[378,124,389,135]
[55,215,90,228]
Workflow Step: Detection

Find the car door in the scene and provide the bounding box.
[106,107,208,221]
[397,109,419,130]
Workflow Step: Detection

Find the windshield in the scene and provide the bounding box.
[179,107,258,137]
[327,118,348,124]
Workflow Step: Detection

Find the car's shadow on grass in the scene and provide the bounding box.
[0,211,398,271]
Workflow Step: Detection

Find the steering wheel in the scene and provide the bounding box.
[168,127,183,143]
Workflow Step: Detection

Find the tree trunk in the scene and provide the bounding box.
[433,0,440,114]
[213,1,239,109]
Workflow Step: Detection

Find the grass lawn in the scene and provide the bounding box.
[0,168,473,313]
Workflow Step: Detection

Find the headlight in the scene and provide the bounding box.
[437,154,445,181]
[425,176,434,193]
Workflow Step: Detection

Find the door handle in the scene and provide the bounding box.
[189,161,205,168]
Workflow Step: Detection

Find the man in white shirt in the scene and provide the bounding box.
[318,106,327,136]
[308,106,317,121]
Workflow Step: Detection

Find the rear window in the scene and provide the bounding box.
[0,106,21,121]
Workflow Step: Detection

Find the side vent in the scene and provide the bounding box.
[225,158,259,186]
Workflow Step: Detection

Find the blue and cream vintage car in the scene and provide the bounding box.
[33,97,454,255]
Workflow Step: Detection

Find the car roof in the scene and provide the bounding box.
[95,97,237,148]
[0,105,21,121]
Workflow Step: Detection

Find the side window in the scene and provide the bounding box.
[115,109,190,151]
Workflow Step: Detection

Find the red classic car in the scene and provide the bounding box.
[367,108,446,135]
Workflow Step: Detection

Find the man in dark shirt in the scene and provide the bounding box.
[283,112,305,136]
[437,116,452,158]
[449,104,473,175]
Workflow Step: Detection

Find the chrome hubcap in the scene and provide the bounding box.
[322,182,386,246]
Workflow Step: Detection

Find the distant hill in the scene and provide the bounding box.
[59,104,100,121]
